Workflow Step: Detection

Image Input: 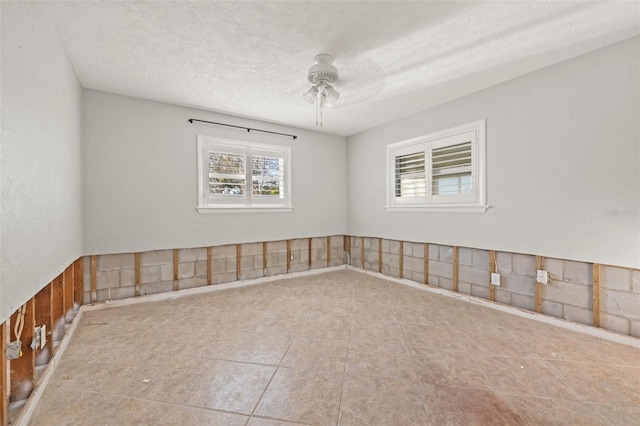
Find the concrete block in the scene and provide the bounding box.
[178,277,207,290]
[472,249,490,270]
[225,258,237,273]
[97,285,135,302]
[471,285,490,300]
[140,249,173,266]
[267,264,287,276]
[211,258,226,274]
[240,256,254,271]
[563,260,592,285]
[160,264,174,281]
[600,314,630,335]
[496,252,512,274]
[313,238,328,251]
[563,305,592,326]
[440,246,453,263]
[633,271,640,294]
[363,238,373,250]
[195,260,207,278]
[543,281,591,309]
[631,321,640,338]
[458,282,472,295]
[430,260,453,279]
[544,258,564,281]
[330,236,344,248]
[411,242,425,259]
[211,245,236,258]
[254,255,264,269]
[290,262,307,273]
[241,243,263,256]
[439,278,453,291]
[99,253,134,271]
[511,293,535,311]
[240,268,263,280]
[178,262,195,279]
[512,254,536,276]
[140,280,174,296]
[404,256,423,273]
[83,291,91,305]
[458,248,472,266]
[386,240,400,254]
[600,266,631,291]
[495,289,511,305]
[602,290,640,320]
[291,238,307,250]
[211,272,237,285]
[501,274,535,296]
[381,263,390,275]
[411,272,424,284]
[178,247,207,262]
[120,268,135,287]
[269,240,287,253]
[427,275,439,287]
[459,266,489,286]
[140,265,160,284]
[541,300,563,319]
[428,244,440,260]
[389,267,400,278]
[96,270,120,290]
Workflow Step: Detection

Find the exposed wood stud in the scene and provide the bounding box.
[207,247,213,285]
[308,238,312,268]
[452,246,459,292]
[1,322,7,426]
[345,236,351,265]
[34,282,53,366]
[262,242,267,276]
[535,256,544,313]
[9,298,35,402]
[286,240,292,273]
[489,250,497,301]
[399,241,404,279]
[423,243,429,285]
[134,253,141,296]
[378,238,382,273]
[90,255,97,303]
[236,244,242,279]
[326,236,331,267]
[62,266,74,323]
[73,258,84,307]
[361,237,365,269]
[593,263,601,327]
[173,249,179,291]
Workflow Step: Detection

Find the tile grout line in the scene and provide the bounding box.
[335,271,357,426]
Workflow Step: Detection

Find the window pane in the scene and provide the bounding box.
[395,151,426,197]
[433,173,472,195]
[209,151,246,175]
[252,155,283,197]
[252,179,282,196]
[209,178,245,195]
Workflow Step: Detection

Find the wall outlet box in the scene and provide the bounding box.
[537,269,549,285]
[6,341,22,360]
[490,273,501,286]
[40,324,47,349]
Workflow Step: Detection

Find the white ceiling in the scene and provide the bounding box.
[47,1,639,136]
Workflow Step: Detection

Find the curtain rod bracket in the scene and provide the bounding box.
[188,118,297,140]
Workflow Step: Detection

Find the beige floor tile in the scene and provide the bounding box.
[156,405,249,425]
[223,332,293,365]
[423,385,524,425]
[339,374,427,425]
[281,336,348,372]
[411,348,492,388]
[254,367,343,425]
[346,344,416,380]
[247,417,311,426]
[593,404,640,425]
[502,394,612,425]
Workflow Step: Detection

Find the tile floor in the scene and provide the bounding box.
[28,269,640,425]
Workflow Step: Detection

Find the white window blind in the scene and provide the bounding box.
[208,151,246,196]
[395,151,426,198]
[431,141,472,196]
[251,154,284,198]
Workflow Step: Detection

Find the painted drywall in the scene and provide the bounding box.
[82,90,347,254]
[347,36,640,269]
[1,2,84,322]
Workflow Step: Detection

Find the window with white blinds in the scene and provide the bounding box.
[197,135,292,212]
[387,120,487,212]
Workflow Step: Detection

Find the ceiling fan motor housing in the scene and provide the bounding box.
[307,54,339,86]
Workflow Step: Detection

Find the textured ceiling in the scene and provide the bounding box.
[47,1,640,136]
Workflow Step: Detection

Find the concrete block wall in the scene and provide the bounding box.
[363,238,379,272]
[428,244,454,291]
[402,242,425,283]
[380,239,401,277]
[540,258,593,326]
[349,237,362,268]
[83,236,346,303]
[494,252,537,311]
[457,248,490,299]
[600,265,640,336]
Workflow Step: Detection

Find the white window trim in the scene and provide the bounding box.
[196,135,293,214]
[386,120,488,213]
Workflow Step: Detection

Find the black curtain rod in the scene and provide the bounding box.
[188,118,297,140]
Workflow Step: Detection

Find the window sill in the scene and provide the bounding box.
[385,205,489,213]
[197,206,294,214]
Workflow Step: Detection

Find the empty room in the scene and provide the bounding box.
[1,1,639,425]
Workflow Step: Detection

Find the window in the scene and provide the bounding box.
[387,120,487,213]
[197,135,292,213]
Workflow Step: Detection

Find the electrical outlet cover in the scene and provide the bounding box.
[490,273,501,286]
[536,269,549,285]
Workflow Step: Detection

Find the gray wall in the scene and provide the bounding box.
[1,2,84,322]
[347,36,640,269]
[82,90,348,255]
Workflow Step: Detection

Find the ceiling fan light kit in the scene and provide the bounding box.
[303,54,340,127]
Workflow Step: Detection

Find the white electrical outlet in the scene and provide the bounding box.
[536,269,549,285]
[490,273,501,286]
